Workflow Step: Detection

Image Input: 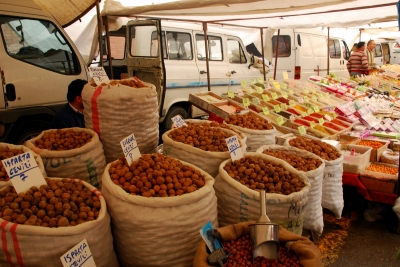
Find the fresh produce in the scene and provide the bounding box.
[109,154,206,197]
[262,150,322,172]
[34,129,92,151]
[289,137,341,161]
[225,113,273,130]
[0,178,101,227]
[223,156,305,195]
[365,163,398,175]
[357,140,385,149]
[223,234,301,267]
[0,147,24,181]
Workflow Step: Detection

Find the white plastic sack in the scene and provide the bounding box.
[0,143,46,182]
[102,159,218,267]
[256,145,325,236]
[284,138,344,219]
[393,197,400,220]
[162,127,246,177]
[0,178,119,267]
[215,152,310,236]
[82,78,159,163]
[25,128,106,188]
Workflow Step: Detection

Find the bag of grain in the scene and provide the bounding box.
[215,152,310,235]
[256,145,325,236]
[82,78,159,163]
[25,128,105,188]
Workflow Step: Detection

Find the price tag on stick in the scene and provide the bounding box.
[171,115,188,128]
[120,133,142,166]
[298,126,307,135]
[1,151,46,194]
[60,239,96,267]
[88,67,110,86]
[262,94,270,101]
[226,135,244,162]
[243,98,250,107]
[228,90,234,98]
[262,107,270,115]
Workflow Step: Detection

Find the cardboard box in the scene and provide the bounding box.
[337,134,359,145]
[354,139,389,162]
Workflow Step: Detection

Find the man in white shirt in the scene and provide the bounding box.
[366,40,376,66]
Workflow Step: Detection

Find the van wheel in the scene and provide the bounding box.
[160,106,188,137]
[10,120,50,145]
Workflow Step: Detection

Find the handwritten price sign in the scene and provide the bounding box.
[88,67,110,86]
[120,134,142,166]
[171,115,188,128]
[226,136,244,162]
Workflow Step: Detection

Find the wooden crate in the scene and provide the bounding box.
[208,99,246,120]
[189,91,224,111]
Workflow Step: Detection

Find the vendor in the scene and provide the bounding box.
[50,79,87,129]
[366,40,376,66]
[346,42,368,77]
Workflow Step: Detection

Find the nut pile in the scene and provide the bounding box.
[0,148,24,182]
[34,129,92,151]
[223,156,305,195]
[262,150,322,172]
[0,178,101,227]
[365,163,398,175]
[225,113,273,130]
[186,121,245,139]
[109,154,206,197]
[289,137,341,161]
[357,140,385,149]
[223,234,301,267]
[168,125,236,152]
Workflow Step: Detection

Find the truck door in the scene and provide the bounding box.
[373,44,383,66]
[381,43,390,64]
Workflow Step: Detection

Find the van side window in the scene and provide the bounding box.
[374,44,382,57]
[393,43,400,53]
[108,36,125,60]
[166,31,193,60]
[0,16,80,75]
[272,35,291,57]
[329,39,341,58]
[227,39,247,64]
[196,34,223,61]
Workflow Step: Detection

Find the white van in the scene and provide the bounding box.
[0,0,88,143]
[271,29,351,81]
[101,19,263,132]
[370,39,400,65]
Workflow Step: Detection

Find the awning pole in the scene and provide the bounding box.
[103,15,113,79]
[203,22,211,91]
[273,29,280,80]
[359,29,362,42]
[260,28,266,81]
[96,0,103,67]
[327,27,330,76]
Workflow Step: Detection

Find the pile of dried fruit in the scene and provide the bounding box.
[186,121,245,139]
[262,150,322,172]
[225,113,273,130]
[289,137,341,161]
[356,140,385,149]
[34,129,92,151]
[0,147,24,181]
[365,163,398,175]
[0,178,101,227]
[109,154,206,197]
[223,156,305,195]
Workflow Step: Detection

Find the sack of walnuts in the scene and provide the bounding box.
[0,178,119,267]
[0,143,47,184]
[82,78,159,163]
[193,221,323,267]
[101,154,218,267]
[284,137,344,218]
[25,128,106,188]
[256,145,325,236]
[215,152,310,235]
[162,125,246,177]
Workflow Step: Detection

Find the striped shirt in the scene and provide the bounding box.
[347,51,368,74]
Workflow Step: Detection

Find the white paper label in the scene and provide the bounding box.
[120,134,141,166]
[1,152,46,194]
[60,239,96,267]
[324,114,333,121]
[226,135,244,162]
[236,89,244,97]
[88,67,110,86]
[171,115,188,128]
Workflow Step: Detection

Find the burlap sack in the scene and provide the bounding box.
[162,127,246,177]
[0,178,119,267]
[284,137,344,219]
[193,221,323,267]
[0,143,46,182]
[215,152,310,235]
[256,145,325,236]
[25,128,105,188]
[82,78,159,163]
[102,159,218,267]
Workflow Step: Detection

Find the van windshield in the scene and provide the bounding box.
[0,15,80,74]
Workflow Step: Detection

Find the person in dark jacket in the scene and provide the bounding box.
[50,79,87,129]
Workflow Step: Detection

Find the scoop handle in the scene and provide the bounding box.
[258,189,271,223]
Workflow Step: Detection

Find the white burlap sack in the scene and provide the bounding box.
[102,160,218,267]
[393,197,400,220]
[82,79,159,163]
[0,143,46,182]
[284,138,344,219]
[0,178,119,267]
[215,152,310,236]
[25,128,106,188]
[256,145,325,236]
[162,127,246,177]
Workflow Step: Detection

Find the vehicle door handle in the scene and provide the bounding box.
[231,70,237,74]
[200,70,207,74]
[5,83,16,101]
[287,70,291,72]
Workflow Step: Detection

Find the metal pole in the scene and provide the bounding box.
[260,28,266,81]
[95,0,103,67]
[359,28,362,42]
[203,22,211,91]
[273,29,280,80]
[327,27,330,76]
[103,15,113,79]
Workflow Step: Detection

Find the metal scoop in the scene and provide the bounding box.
[249,189,280,261]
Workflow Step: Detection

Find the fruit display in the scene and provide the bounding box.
[0,178,101,227]
[34,129,92,151]
[365,163,398,175]
[223,156,305,195]
[186,120,245,139]
[356,140,385,149]
[262,149,322,172]
[288,137,341,161]
[109,154,206,197]
[225,113,273,130]
[0,147,24,181]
